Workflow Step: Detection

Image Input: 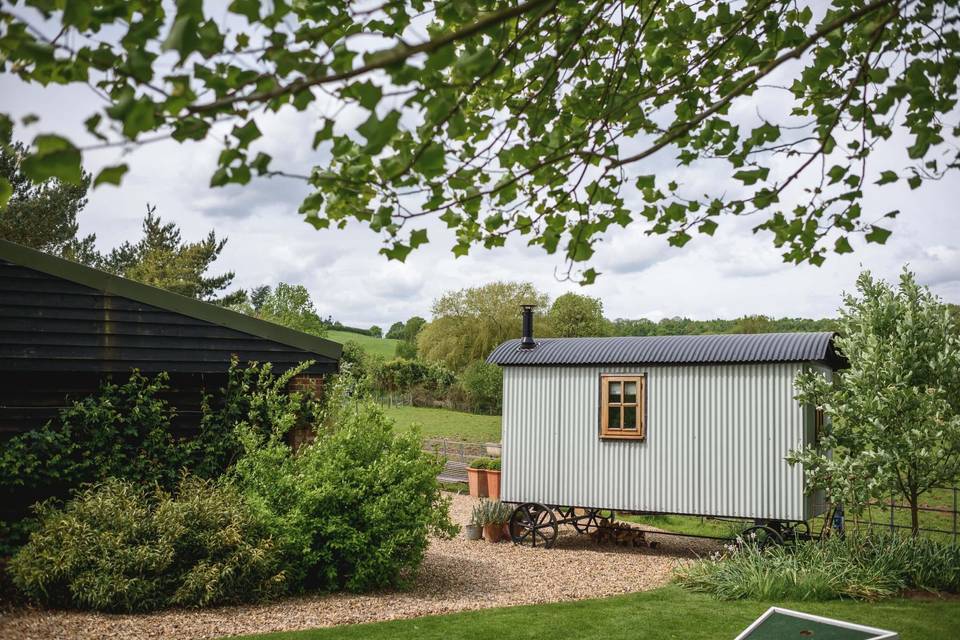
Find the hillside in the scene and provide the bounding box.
[327,330,399,358]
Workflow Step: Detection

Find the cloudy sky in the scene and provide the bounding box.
[3,18,959,329]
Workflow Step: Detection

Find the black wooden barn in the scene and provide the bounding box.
[0,238,341,441]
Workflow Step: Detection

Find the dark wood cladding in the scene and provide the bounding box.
[0,258,337,436]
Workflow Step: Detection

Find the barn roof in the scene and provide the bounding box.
[0,238,342,363]
[487,332,844,368]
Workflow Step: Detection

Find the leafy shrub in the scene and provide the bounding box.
[0,371,183,494]
[232,389,458,593]
[189,358,321,477]
[676,532,960,601]
[373,358,456,394]
[8,477,286,612]
[459,361,503,414]
[0,360,320,554]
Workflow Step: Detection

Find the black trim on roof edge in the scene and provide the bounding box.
[486,332,845,369]
[0,239,341,362]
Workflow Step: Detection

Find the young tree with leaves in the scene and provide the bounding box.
[236,282,327,336]
[0,141,96,258]
[788,269,960,534]
[2,1,956,280]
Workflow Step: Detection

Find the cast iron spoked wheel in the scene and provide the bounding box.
[740,525,784,549]
[572,508,615,534]
[509,502,559,549]
[782,521,810,543]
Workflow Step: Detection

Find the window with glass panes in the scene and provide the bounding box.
[600,374,646,439]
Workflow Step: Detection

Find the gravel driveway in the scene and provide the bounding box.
[0,493,718,640]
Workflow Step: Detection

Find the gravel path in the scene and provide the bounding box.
[0,494,718,640]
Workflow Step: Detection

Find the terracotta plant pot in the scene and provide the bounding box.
[467,467,488,498]
[483,523,503,543]
[485,469,501,500]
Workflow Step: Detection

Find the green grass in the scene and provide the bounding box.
[327,330,399,358]
[384,405,501,442]
[809,488,960,544]
[227,584,960,640]
[621,513,745,539]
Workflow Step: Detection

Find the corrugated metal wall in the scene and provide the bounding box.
[502,363,820,522]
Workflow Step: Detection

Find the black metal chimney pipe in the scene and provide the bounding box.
[520,305,536,349]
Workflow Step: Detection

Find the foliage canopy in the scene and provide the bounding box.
[789,269,960,533]
[2,0,957,280]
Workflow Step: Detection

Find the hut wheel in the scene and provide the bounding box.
[741,524,784,549]
[572,508,615,534]
[509,503,559,548]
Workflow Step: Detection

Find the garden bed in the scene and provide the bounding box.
[0,494,716,640]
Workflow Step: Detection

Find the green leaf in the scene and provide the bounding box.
[907,175,922,190]
[865,226,892,245]
[345,80,382,111]
[232,120,262,149]
[415,142,445,178]
[358,110,401,154]
[409,228,428,248]
[162,16,199,58]
[21,135,83,184]
[698,219,718,236]
[635,175,656,189]
[0,177,12,209]
[732,167,769,186]
[834,236,853,254]
[875,171,898,185]
[251,152,271,174]
[93,164,129,187]
[228,0,260,21]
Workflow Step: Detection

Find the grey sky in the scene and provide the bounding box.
[3,34,958,329]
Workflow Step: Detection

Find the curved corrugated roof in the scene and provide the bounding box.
[487,332,843,368]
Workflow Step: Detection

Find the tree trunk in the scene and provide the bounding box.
[909,489,920,536]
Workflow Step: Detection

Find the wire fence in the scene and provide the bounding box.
[816,486,960,544]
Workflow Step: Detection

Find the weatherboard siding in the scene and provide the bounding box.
[501,363,820,522]
[0,260,336,374]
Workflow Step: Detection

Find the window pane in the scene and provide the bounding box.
[624,381,637,403]
[607,405,621,430]
[623,405,637,430]
[608,381,621,403]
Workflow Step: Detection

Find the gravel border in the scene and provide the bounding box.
[0,494,719,640]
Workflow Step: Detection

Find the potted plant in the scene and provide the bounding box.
[486,457,502,500]
[465,504,484,541]
[476,499,513,543]
[467,457,493,497]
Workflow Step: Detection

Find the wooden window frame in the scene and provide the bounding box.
[600,374,646,440]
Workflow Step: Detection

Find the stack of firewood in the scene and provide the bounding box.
[590,519,659,549]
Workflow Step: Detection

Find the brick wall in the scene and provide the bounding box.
[286,373,325,449]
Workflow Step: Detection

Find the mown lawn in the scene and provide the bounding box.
[229,584,959,640]
[327,330,399,358]
[384,405,501,443]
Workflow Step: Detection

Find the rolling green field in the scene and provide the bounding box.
[384,405,501,442]
[326,330,399,358]
[229,584,959,640]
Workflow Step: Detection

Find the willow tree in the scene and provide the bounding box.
[1,1,957,280]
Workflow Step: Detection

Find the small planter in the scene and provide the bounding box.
[485,443,502,457]
[467,467,488,498]
[464,523,483,541]
[486,469,501,500]
[483,523,503,543]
